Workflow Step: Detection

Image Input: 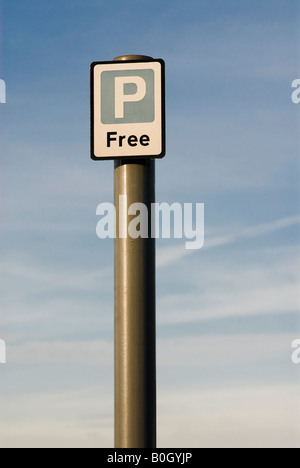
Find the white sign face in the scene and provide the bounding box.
[91,59,165,160]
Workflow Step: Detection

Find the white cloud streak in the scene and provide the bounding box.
[6,332,297,367]
[157,215,300,268]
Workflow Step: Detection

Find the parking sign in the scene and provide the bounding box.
[91,59,165,160]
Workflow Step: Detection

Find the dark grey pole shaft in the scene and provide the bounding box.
[114,55,156,449]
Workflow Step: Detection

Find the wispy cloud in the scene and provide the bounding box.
[7,332,294,366]
[157,215,300,268]
[206,215,300,248]
[9,339,113,365]
[1,260,112,294]
[157,242,300,324]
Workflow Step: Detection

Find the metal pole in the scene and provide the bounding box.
[114,55,156,449]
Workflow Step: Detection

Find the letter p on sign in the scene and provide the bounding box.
[91,58,165,160]
[115,76,146,119]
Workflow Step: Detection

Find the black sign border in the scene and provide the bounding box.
[90,59,166,161]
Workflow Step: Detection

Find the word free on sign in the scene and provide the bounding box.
[91,59,165,160]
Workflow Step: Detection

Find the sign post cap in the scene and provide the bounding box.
[114,55,153,62]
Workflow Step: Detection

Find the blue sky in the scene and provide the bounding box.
[0,0,300,448]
